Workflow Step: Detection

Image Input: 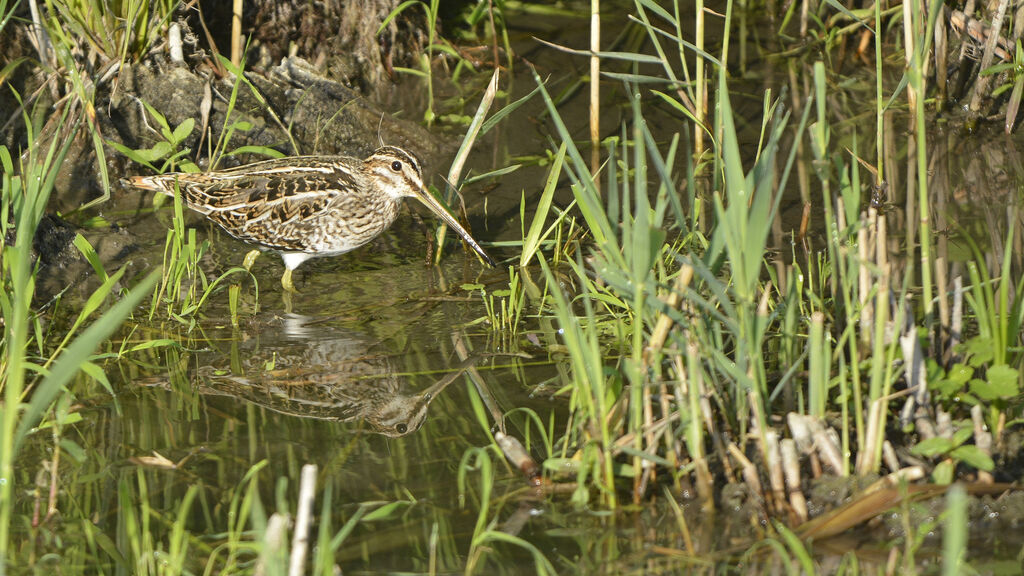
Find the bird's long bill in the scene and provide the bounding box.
[413,187,496,266]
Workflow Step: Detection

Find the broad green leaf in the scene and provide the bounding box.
[986,365,1019,393]
[951,427,974,447]
[946,363,973,386]
[79,360,116,397]
[970,374,1017,401]
[950,445,995,471]
[60,438,88,463]
[171,118,195,144]
[964,337,995,367]
[910,437,955,457]
[932,460,954,484]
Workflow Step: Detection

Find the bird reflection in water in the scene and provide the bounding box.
[194,317,470,437]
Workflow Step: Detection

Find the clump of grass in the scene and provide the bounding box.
[15,0,181,210]
[0,100,159,562]
[508,3,1017,567]
[116,54,297,326]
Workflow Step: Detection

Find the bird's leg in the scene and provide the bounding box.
[279,253,308,294]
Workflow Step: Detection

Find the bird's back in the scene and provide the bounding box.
[124,156,396,254]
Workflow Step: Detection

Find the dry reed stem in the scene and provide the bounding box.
[27,0,52,68]
[169,22,184,64]
[765,430,786,515]
[969,0,1012,112]
[882,440,900,472]
[902,0,916,117]
[950,276,963,361]
[256,513,288,576]
[590,0,600,194]
[858,220,872,351]
[780,439,807,522]
[288,464,317,576]
[934,5,948,106]
[451,331,504,431]
[898,323,928,427]
[232,0,243,67]
[1006,3,1024,131]
[643,264,694,365]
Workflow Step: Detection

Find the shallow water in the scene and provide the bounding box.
[11,2,1024,573]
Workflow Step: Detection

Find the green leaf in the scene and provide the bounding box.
[223,145,286,159]
[951,426,974,447]
[376,0,424,35]
[171,118,195,144]
[80,360,116,397]
[613,462,636,477]
[910,437,955,457]
[541,458,580,475]
[821,0,874,32]
[462,164,522,186]
[126,339,178,353]
[361,500,412,522]
[986,365,1019,393]
[108,141,154,168]
[932,459,954,484]
[932,377,963,398]
[520,143,565,267]
[946,363,973,386]
[949,445,995,471]
[60,438,88,463]
[143,101,171,133]
[964,337,995,367]
[970,373,1018,401]
[73,233,109,282]
[480,84,541,136]
[637,0,677,24]
[981,62,1017,76]
[13,272,159,454]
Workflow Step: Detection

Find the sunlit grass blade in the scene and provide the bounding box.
[13,271,159,455]
[520,143,566,267]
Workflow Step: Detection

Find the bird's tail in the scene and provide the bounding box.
[123,174,175,194]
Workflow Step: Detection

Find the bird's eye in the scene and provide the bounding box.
[390,160,402,172]
[396,423,408,434]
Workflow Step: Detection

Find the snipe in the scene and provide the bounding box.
[125,146,495,291]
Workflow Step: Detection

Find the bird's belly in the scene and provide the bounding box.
[301,207,398,255]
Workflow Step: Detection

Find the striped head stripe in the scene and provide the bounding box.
[372,146,422,175]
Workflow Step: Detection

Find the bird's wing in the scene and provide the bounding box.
[201,167,362,252]
[126,158,371,253]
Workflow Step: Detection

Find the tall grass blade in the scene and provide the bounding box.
[13,271,159,454]
[520,143,566,267]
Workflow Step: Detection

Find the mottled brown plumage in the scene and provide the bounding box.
[125,146,494,290]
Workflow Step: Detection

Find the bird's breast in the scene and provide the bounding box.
[310,195,402,254]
